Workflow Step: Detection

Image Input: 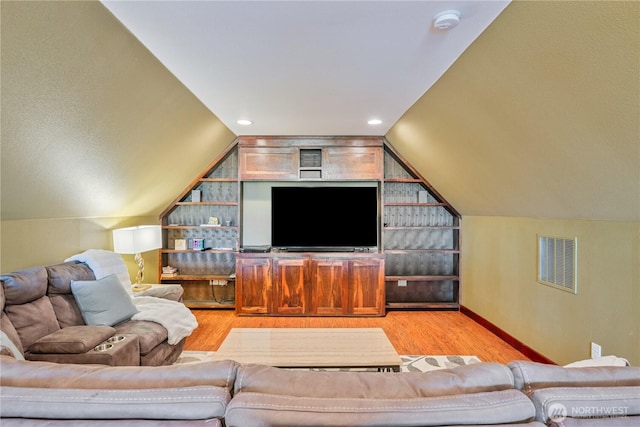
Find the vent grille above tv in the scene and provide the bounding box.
[300,149,322,168]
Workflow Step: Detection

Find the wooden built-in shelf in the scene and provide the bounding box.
[183,301,234,309]
[384,249,460,254]
[385,226,460,229]
[174,201,238,206]
[384,202,449,207]
[386,275,460,281]
[161,249,236,254]
[384,178,423,183]
[161,274,234,281]
[159,137,461,311]
[198,178,238,182]
[386,302,460,310]
[163,225,238,230]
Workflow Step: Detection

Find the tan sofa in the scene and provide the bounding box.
[1,262,638,425]
[1,261,185,366]
[510,360,640,426]
[2,355,638,426]
[0,355,236,426]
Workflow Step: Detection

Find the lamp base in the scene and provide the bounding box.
[134,252,145,285]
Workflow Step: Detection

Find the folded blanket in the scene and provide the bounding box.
[65,249,198,345]
[66,249,132,294]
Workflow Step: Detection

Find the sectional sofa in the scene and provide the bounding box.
[1,355,638,426]
[1,260,638,425]
[1,259,188,366]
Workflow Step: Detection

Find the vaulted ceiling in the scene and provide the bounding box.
[101,0,509,136]
[1,1,638,222]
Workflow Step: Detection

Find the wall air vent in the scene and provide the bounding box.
[537,235,577,294]
[300,149,322,168]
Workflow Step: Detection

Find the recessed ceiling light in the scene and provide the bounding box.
[368,119,382,125]
[237,119,252,125]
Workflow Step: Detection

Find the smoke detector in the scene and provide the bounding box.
[433,10,461,30]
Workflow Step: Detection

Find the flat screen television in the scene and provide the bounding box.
[271,186,378,251]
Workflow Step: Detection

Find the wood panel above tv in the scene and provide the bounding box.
[238,136,383,181]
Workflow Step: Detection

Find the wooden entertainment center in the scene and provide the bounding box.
[159,136,460,315]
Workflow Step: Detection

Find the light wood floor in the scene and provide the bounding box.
[184,310,531,364]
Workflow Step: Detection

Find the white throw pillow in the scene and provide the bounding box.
[564,355,630,367]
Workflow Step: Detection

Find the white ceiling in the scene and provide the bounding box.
[102,1,509,136]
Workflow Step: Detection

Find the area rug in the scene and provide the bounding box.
[175,351,480,372]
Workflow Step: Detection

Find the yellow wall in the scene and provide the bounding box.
[1,1,236,281]
[462,216,639,366]
[1,216,162,284]
[386,1,639,365]
[1,0,236,221]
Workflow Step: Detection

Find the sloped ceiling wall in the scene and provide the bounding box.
[1,1,236,221]
[1,1,638,222]
[387,1,639,221]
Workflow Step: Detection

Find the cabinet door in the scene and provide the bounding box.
[348,258,385,315]
[273,258,309,314]
[236,257,272,314]
[239,147,299,180]
[323,147,383,180]
[310,258,349,315]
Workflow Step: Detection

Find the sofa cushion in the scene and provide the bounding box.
[71,275,138,326]
[508,361,640,396]
[549,417,640,426]
[4,295,60,350]
[1,266,48,305]
[1,317,24,357]
[0,356,238,421]
[531,386,640,425]
[0,285,24,356]
[509,361,640,426]
[226,388,536,426]
[47,262,96,295]
[114,320,168,355]
[47,262,95,328]
[226,363,535,426]
[29,325,116,354]
[233,362,516,398]
[26,333,140,366]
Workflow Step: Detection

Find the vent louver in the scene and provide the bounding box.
[538,236,577,293]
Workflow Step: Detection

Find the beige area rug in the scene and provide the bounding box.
[175,351,481,372]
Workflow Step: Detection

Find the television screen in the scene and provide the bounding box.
[271,186,378,250]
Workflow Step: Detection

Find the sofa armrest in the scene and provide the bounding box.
[508,361,640,396]
[0,357,238,421]
[531,386,640,424]
[133,284,183,302]
[28,325,116,354]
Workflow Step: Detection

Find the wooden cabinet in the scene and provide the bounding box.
[236,253,385,316]
[239,147,299,180]
[236,257,272,314]
[273,257,308,314]
[323,147,383,180]
[159,136,461,312]
[348,258,385,315]
[310,258,348,315]
[237,137,383,181]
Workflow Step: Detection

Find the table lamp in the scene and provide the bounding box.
[112,225,162,285]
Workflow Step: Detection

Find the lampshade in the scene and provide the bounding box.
[112,225,162,254]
